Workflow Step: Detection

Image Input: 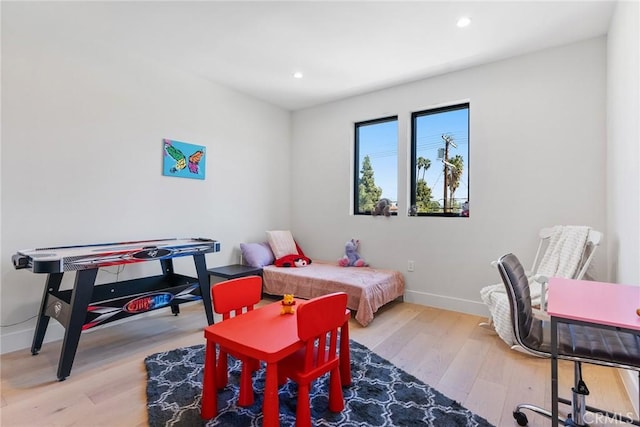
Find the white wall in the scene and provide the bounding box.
[606,0,640,416]
[291,38,607,315]
[1,3,628,357]
[607,0,640,286]
[0,3,291,353]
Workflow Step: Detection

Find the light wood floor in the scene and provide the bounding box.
[1,299,636,426]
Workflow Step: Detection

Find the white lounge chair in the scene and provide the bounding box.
[479,226,602,353]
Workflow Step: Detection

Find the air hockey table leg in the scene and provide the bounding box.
[31,272,64,355]
[56,268,98,381]
[160,258,181,316]
[193,253,214,325]
[171,304,180,316]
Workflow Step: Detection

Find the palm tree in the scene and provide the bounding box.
[415,156,432,212]
[416,156,431,181]
[446,155,464,208]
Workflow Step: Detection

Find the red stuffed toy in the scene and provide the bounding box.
[275,254,312,267]
[274,242,312,267]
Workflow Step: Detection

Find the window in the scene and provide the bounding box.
[410,103,469,217]
[354,116,398,215]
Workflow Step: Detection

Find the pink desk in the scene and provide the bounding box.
[200,299,351,427]
[547,278,640,426]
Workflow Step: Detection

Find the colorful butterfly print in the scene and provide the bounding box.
[164,140,187,173]
[188,150,204,174]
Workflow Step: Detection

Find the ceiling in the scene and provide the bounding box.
[7,1,616,111]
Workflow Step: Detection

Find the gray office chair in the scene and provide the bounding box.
[496,253,640,426]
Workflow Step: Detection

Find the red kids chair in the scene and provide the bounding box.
[278,292,348,427]
[211,275,262,406]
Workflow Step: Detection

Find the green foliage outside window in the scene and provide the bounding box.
[411,104,469,216]
[415,156,433,212]
[354,116,397,215]
[358,155,382,213]
[446,154,464,210]
[353,105,467,217]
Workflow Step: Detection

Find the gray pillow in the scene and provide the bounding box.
[240,242,275,267]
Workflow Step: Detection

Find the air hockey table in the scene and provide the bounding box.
[12,237,220,380]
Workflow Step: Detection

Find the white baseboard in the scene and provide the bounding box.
[621,368,639,418]
[1,322,66,355]
[5,295,636,420]
[403,289,491,317]
[1,290,488,355]
[0,308,175,355]
[405,290,639,419]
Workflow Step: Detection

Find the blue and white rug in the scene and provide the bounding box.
[145,340,494,426]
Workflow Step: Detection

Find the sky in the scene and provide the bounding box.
[357,106,469,206]
[415,107,469,205]
[358,119,398,200]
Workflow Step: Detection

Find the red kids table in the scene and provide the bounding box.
[201,298,351,427]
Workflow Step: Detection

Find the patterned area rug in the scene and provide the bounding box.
[145,340,494,427]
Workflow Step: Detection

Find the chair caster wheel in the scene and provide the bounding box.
[513,410,528,426]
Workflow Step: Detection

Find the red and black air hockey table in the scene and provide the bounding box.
[12,237,220,380]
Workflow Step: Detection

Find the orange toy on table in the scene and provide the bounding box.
[281,294,296,314]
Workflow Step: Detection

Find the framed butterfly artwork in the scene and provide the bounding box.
[162,139,206,180]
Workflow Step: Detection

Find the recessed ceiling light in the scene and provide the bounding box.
[293,72,303,79]
[457,16,471,28]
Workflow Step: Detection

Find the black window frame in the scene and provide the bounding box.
[410,103,470,217]
[353,115,398,216]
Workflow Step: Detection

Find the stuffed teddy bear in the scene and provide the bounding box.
[372,198,392,217]
[338,239,368,267]
[281,294,296,314]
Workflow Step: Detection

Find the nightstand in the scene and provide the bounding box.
[207,264,263,291]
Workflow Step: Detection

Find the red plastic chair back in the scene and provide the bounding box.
[209,275,263,406]
[279,292,348,427]
[296,292,347,375]
[211,275,262,320]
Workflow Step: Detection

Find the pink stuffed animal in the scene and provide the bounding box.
[338,239,367,267]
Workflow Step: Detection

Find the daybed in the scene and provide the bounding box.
[239,234,405,327]
[262,261,405,327]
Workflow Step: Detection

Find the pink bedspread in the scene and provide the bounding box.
[262,261,405,326]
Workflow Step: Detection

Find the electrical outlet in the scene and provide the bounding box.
[408,260,415,272]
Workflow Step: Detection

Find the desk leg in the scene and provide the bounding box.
[340,320,352,386]
[551,317,559,426]
[263,362,280,427]
[31,272,64,355]
[194,254,214,325]
[201,340,218,420]
[57,268,98,381]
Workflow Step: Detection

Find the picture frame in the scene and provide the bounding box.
[162,138,206,180]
